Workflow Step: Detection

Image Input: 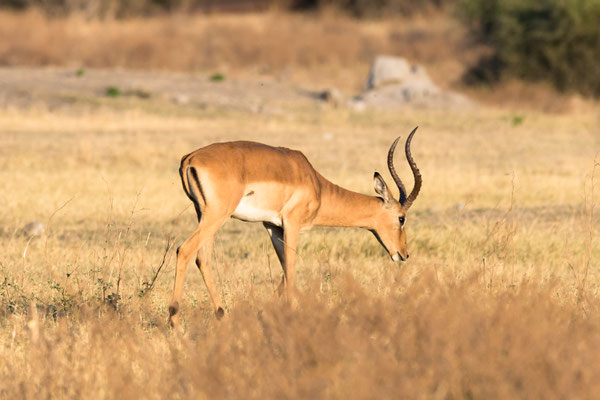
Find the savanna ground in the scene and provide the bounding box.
[1,9,600,400]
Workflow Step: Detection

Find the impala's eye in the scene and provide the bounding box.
[399,216,405,225]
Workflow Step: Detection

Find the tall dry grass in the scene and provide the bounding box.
[3,276,600,399]
[0,99,599,398]
[0,10,475,92]
[0,9,588,112]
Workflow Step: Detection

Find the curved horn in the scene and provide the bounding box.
[387,134,408,204]
[403,126,422,210]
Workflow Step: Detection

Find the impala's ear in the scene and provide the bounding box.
[373,172,393,203]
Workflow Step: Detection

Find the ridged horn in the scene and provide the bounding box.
[387,135,408,205]
[403,126,422,210]
[387,126,422,209]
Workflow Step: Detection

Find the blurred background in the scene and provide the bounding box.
[1,0,599,112]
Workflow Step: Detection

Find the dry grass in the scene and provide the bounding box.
[0,10,468,90]
[0,10,463,85]
[1,8,588,113]
[0,94,599,398]
[4,278,600,399]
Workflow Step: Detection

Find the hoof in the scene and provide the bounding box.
[168,302,184,333]
[215,307,225,320]
[168,301,179,317]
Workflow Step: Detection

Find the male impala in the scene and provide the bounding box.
[169,127,422,329]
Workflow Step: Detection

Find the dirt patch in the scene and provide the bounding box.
[0,67,319,113]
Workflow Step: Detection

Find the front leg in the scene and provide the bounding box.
[282,221,300,302]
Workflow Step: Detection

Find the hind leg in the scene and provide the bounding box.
[169,213,228,331]
[194,237,225,319]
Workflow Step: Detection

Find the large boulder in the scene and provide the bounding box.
[353,55,474,110]
[365,55,434,90]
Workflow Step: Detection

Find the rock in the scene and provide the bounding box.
[171,94,190,105]
[22,221,45,238]
[365,55,434,90]
[357,82,472,109]
[348,98,367,112]
[317,88,343,107]
[356,55,475,110]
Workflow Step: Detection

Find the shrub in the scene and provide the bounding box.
[210,72,225,82]
[105,86,121,97]
[459,0,600,96]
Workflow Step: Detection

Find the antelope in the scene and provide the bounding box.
[169,127,422,329]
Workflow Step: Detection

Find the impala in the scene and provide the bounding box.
[169,127,422,329]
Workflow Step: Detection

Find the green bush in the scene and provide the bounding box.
[105,86,121,97]
[210,72,225,82]
[459,0,600,96]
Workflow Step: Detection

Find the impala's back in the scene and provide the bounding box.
[179,141,322,225]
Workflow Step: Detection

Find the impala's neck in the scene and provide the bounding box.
[313,173,382,229]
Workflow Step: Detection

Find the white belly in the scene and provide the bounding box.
[232,198,282,226]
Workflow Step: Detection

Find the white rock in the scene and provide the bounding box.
[22,221,45,238]
[365,55,434,90]
[357,55,475,110]
[171,94,190,105]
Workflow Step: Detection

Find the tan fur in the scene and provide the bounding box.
[169,138,420,330]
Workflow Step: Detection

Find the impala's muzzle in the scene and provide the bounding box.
[392,252,406,262]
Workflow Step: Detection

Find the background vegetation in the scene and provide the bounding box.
[460,0,600,96]
[3,0,599,98]
[1,0,452,17]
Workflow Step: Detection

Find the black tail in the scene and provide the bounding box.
[180,161,206,220]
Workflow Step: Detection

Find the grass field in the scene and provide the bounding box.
[0,93,599,398]
[0,8,599,399]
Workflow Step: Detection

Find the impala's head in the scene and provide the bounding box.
[371,127,422,263]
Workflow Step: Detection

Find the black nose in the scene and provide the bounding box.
[406,253,410,259]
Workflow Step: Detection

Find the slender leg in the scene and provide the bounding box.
[169,214,227,331]
[195,237,224,319]
[263,223,286,296]
[282,222,300,302]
